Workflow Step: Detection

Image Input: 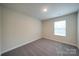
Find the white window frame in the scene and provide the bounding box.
[54,20,66,36]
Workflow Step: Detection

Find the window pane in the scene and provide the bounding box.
[54,20,66,36]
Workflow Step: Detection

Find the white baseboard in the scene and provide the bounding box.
[1,37,78,55]
[43,37,77,47]
[1,37,41,54]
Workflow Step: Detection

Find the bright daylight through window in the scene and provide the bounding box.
[54,20,66,36]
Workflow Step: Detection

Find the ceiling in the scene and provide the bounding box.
[1,3,79,20]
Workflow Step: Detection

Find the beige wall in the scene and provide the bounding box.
[42,13,77,46]
[1,6,78,54]
[78,11,79,48]
[2,7,42,54]
[0,6,2,55]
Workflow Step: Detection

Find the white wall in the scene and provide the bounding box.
[0,6,2,55]
[1,7,42,54]
[42,13,77,46]
[78,11,79,48]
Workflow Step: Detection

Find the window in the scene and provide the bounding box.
[54,20,66,36]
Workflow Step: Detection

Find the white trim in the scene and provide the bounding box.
[1,38,41,54]
[43,37,77,47]
[1,37,78,55]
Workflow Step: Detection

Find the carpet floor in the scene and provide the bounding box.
[2,38,79,56]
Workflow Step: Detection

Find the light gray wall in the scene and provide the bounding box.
[2,7,42,54]
[0,6,2,55]
[0,6,1,55]
[78,11,79,48]
[42,13,77,46]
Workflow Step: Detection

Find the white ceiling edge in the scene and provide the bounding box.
[1,3,79,20]
[42,11,78,20]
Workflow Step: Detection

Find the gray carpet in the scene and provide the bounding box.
[2,38,79,56]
